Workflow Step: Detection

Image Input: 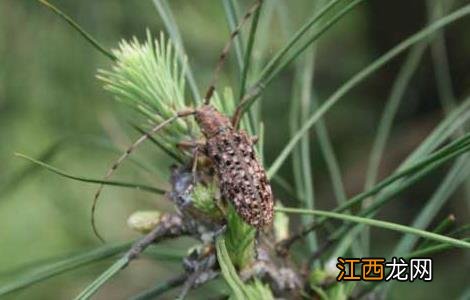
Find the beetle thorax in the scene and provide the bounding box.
[195,105,233,137]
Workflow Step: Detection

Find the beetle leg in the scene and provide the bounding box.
[191,147,199,182]
[177,139,205,150]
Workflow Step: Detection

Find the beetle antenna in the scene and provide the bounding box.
[204,0,263,104]
[91,110,194,242]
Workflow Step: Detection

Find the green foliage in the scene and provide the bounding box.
[0,243,131,296]
[74,256,129,300]
[224,205,256,270]
[15,153,166,194]
[97,31,245,159]
[3,0,470,299]
[37,0,116,61]
[267,3,470,178]
[277,207,470,249]
[215,236,249,300]
[237,279,274,300]
[272,202,289,242]
[216,236,272,300]
[152,0,201,101]
[191,182,223,219]
[97,31,194,149]
[72,245,184,300]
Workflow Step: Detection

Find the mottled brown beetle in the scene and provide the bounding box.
[195,105,274,228]
[91,0,273,241]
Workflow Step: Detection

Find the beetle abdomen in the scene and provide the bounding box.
[206,130,274,228]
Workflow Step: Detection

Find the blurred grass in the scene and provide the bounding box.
[1,0,469,299]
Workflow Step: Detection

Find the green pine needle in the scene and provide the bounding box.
[0,242,131,296]
[276,207,470,249]
[268,3,470,178]
[15,153,166,195]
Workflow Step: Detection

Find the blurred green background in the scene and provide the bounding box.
[0,0,469,299]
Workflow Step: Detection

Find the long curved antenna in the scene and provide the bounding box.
[232,89,256,128]
[204,0,263,104]
[91,1,262,241]
[91,110,194,242]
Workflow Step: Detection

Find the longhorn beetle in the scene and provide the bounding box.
[91,0,273,241]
